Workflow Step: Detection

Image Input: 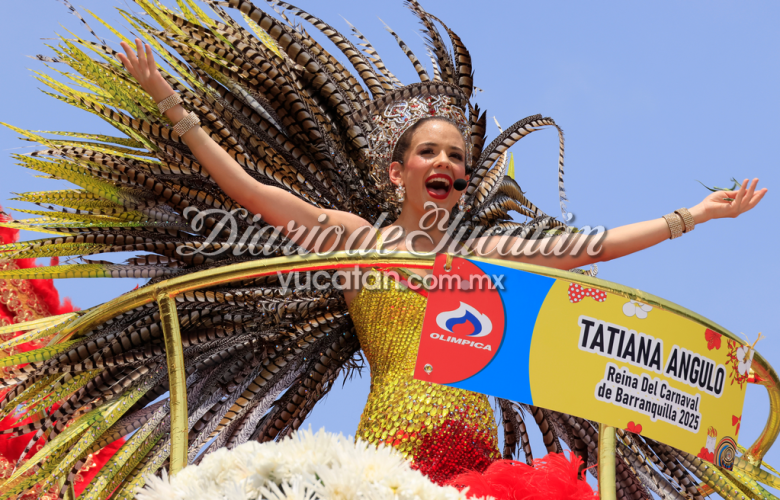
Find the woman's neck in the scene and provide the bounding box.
[386,207,451,253]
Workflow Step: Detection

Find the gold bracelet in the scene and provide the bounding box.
[675,207,695,233]
[173,111,201,138]
[157,93,183,115]
[663,213,684,239]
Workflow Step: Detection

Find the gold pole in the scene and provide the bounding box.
[158,293,187,476]
[744,357,780,464]
[598,423,617,500]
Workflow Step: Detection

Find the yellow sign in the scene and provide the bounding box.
[530,280,747,468]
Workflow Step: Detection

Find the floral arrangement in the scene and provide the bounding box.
[137,429,481,500]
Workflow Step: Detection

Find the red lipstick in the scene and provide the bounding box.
[425,173,453,200]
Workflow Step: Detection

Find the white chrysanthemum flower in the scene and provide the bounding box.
[347,439,410,484]
[137,428,492,500]
[622,300,653,319]
[169,465,199,488]
[395,475,467,500]
[259,479,317,500]
[306,464,363,499]
[135,470,173,500]
[219,479,255,500]
[280,427,342,472]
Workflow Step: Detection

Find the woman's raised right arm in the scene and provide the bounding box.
[117,39,369,249]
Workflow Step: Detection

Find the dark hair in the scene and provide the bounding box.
[390,116,465,165]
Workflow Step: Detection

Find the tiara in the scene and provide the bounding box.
[365,94,472,211]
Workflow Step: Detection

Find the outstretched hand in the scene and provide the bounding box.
[694,178,767,223]
[116,38,172,102]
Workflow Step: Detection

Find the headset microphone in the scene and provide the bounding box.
[453,178,468,191]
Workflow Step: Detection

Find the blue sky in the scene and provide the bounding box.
[1,0,778,485]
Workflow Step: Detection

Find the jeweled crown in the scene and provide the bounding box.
[365,94,472,209]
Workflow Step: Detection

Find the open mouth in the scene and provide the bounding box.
[425,174,452,200]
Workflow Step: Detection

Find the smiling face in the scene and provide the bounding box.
[388,119,467,214]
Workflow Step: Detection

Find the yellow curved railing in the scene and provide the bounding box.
[3,252,777,499]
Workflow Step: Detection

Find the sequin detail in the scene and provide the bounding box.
[349,271,499,484]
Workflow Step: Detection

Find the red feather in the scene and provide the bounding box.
[447,452,597,500]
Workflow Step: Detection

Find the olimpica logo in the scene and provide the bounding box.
[435,302,493,338]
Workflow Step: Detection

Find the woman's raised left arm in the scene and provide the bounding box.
[478,178,767,270]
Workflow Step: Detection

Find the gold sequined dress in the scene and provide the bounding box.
[349,270,500,484]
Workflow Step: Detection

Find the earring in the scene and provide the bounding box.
[395,183,406,203]
[458,193,467,211]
